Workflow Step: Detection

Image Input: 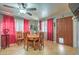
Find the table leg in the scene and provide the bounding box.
[33,41,36,50]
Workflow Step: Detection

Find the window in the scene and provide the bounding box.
[41,21,47,32]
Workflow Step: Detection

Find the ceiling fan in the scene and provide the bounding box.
[3,3,37,16]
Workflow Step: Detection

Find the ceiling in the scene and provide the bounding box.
[0,3,73,20]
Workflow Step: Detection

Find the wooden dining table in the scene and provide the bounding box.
[27,34,40,50]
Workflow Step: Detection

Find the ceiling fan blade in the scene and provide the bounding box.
[21,3,27,9]
[3,4,37,11]
[26,8,37,11]
[3,5,18,9]
[27,12,32,16]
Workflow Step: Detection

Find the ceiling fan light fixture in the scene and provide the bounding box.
[19,9,26,14]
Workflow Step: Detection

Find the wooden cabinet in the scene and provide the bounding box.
[56,16,73,47]
[1,35,9,49]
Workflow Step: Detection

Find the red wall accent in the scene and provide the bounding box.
[47,18,53,41]
[24,19,30,32]
[39,20,42,31]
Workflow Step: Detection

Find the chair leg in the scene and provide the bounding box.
[41,41,44,48]
[43,43,44,48]
[34,41,36,50]
[16,40,19,45]
[27,42,28,51]
[39,43,41,50]
[27,46,28,51]
[24,43,25,49]
[24,40,25,49]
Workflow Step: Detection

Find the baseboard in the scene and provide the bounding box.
[9,43,16,47]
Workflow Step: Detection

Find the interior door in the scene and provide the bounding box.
[56,16,73,46]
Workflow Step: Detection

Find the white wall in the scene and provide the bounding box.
[77,21,79,48]
[41,20,47,40]
[53,18,57,42]
[41,21,45,32]
[73,16,78,48]
[0,14,3,48]
[76,17,79,48]
[44,21,47,40]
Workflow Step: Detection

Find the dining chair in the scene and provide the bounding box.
[32,32,42,50]
[16,32,24,45]
[34,37,41,50]
[26,37,34,51]
[39,32,44,48]
[23,32,30,49]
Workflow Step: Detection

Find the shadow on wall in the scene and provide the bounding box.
[69,3,79,16]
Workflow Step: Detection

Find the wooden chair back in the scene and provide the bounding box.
[39,32,44,40]
[16,32,24,45]
[16,32,23,40]
[39,32,44,47]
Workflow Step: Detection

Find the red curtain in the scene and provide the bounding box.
[47,18,53,41]
[39,20,42,31]
[24,19,30,32]
[1,15,16,44]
